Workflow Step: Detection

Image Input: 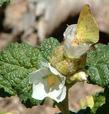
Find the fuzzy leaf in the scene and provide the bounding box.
[0,43,44,106]
[86,44,109,87]
[40,37,60,60]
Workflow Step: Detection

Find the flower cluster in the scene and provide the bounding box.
[29,5,99,104]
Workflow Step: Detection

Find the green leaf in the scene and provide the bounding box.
[91,94,105,114]
[40,37,60,60]
[0,0,10,6]
[0,43,44,106]
[86,44,109,87]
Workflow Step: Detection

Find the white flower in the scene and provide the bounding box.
[64,24,77,41]
[29,62,66,103]
[63,24,91,59]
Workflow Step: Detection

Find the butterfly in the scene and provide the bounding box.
[64,5,99,59]
[76,4,99,44]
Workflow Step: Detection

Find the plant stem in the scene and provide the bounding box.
[57,88,69,114]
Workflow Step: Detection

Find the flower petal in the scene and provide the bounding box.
[29,68,50,84]
[32,82,66,102]
[41,62,66,79]
[32,82,48,100]
[48,84,66,103]
[48,63,63,77]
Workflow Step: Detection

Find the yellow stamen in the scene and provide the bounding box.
[47,75,59,88]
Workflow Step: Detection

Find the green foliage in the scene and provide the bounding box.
[86,44,109,87]
[40,37,60,60]
[0,37,60,106]
[0,0,10,6]
[91,94,105,114]
[95,87,109,114]
[0,43,44,106]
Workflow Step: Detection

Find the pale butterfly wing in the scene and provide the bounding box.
[76,5,99,43]
[64,43,91,58]
[64,24,77,41]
